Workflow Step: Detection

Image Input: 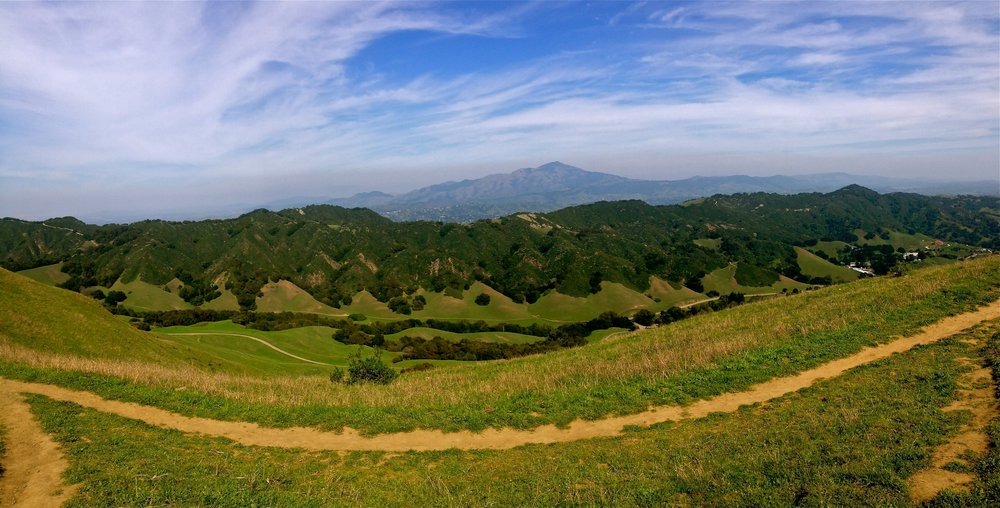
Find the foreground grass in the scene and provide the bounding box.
[927,327,1000,506]
[1,257,998,434]
[25,333,991,506]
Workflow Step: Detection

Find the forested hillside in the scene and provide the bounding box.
[1,187,997,310]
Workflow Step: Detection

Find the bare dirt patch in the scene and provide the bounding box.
[0,390,78,507]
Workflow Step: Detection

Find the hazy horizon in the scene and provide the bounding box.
[2,1,998,221]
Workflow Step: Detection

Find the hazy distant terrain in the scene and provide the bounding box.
[328,162,1000,222]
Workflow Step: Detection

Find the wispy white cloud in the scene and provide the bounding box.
[0,0,996,221]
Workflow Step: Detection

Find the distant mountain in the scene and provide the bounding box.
[327,162,999,222]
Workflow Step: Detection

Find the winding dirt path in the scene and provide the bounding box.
[0,390,78,507]
[166,332,333,366]
[1,299,997,453]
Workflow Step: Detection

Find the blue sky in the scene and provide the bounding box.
[1,1,998,220]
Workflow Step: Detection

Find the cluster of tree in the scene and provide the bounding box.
[173,269,222,306]
[840,245,902,275]
[328,350,398,385]
[387,294,426,314]
[57,259,116,292]
[90,289,127,306]
[386,334,589,362]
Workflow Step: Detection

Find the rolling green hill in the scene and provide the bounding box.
[3,188,997,316]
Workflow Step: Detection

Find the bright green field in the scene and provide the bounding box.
[701,263,810,295]
[156,321,387,375]
[16,262,70,285]
[111,278,192,312]
[795,247,859,283]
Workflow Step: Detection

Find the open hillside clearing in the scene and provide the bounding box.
[0,299,996,454]
[165,333,333,366]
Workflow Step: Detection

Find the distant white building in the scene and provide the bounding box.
[848,263,876,276]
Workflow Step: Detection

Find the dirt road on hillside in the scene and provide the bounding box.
[166,332,333,366]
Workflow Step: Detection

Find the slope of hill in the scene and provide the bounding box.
[0,268,179,362]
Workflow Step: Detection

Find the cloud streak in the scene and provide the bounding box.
[0,0,997,221]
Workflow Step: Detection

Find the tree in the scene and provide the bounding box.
[474,293,491,306]
[104,290,127,305]
[347,349,398,384]
[632,309,655,326]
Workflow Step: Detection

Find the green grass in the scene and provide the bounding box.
[341,290,396,319]
[810,240,850,258]
[16,262,69,285]
[413,282,537,322]
[1,257,997,435]
[0,268,187,362]
[528,282,655,322]
[156,321,390,375]
[643,276,703,310]
[693,237,721,250]
[855,229,938,250]
[255,280,346,316]
[22,331,988,506]
[795,246,859,283]
[701,263,810,295]
[111,278,192,312]
[201,287,240,311]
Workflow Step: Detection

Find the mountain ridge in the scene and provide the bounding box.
[328,162,1000,222]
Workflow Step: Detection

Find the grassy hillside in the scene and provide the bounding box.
[111,277,192,311]
[255,280,346,316]
[701,263,810,295]
[795,247,859,283]
[0,268,180,362]
[16,262,70,285]
[1,257,997,436]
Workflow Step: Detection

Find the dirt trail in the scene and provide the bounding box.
[166,332,333,366]
[0,390,78,507]
[1,300,998,454]
[908,351,999,502]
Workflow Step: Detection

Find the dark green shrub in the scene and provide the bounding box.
[347,350,398,384]
[474,293,491,306]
